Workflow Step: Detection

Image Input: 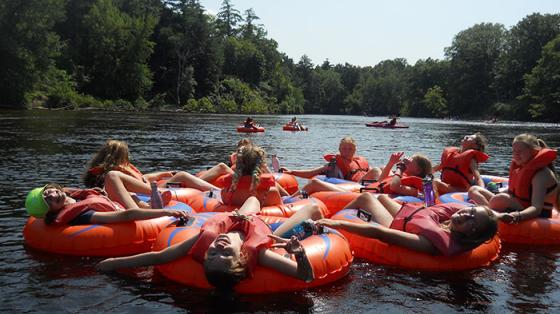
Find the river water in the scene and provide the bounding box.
[1,110,559,313]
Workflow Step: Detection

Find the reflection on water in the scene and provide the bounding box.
[1,110,560,312]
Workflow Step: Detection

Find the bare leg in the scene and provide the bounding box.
[360,167,382,181]
[468,186,493,206]
[377,194,402,217]
[433,179,459,194]
[198,163,233,182]
[273,203,324,236]
[104,171,150,208]
[343,193,393,227]
[169,171,219,191]
[489,193,523,212]
[295,178,346,196]
[237,196,261,216]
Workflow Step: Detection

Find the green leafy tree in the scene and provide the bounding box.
[0,0,66,107]
[423,85,448,117]
[494,13,560,103]
[406,58,449,116]
[80,0,158,101]
[216,0,242,37]
[522,34,560,121]
[445,23,506,116]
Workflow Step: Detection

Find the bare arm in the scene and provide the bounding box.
[390,175,419,196]
[97,235,198,271]
[432,163,442,173]
[470,159,484,187]
[90,209,189,224]
[316,219,436,254]
[378,152,404,181]
[259,235,314,282]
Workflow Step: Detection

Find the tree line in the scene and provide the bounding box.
[1,0,559,121]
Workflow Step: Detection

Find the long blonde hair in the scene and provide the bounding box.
[514,133,559,208]
[231,144,267,192]
[82,140,131,188]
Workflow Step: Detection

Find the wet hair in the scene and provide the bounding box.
[472,132,488,152]
[451,206,498,250]
[231,144,267,192]
[411,154,432,178]
[339,136,357,148]
[82,140,131,188]
[43,183,64,225]
[204,248,249,290]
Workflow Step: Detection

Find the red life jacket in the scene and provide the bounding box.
[55,189,124,225]
[508,148,557,208]
[189,213,273,278]
[440,147,489,190]
[323,154,370,182]
[390,202,468,256]
[88,163,144,181]
[218,173,277,205]
[365,175,423,195]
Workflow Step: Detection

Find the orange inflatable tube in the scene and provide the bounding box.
[166,188,328,217]
[498,210,560,245]
[330,209,501,271]
[195,172,299,195]
[23,200,191,256]
[152,214,353,294]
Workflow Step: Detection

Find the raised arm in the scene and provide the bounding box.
[378,152,404,181]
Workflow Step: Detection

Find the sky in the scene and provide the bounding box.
[198,0,560,67]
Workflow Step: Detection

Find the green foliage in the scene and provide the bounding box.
[423,85,448,117]
[183,97,216,113]
[522,34,560,121]
[445,23,506,116]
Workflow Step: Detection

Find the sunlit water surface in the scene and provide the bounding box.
[1,110,559,312]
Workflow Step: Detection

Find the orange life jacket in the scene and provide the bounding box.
[218,173,277,205]
[88,163,144,181]
[508,148,557,208]
[323,154,370,182]
[440,147,489,190]
[189,213,272,278]
[55,189,124,225]
[365,175,423,195]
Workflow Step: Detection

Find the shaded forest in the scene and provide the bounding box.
[1,0,559,121]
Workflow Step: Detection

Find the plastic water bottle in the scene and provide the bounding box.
[150,182,164,209]
[423,174,435,207]
[271,154,280,172]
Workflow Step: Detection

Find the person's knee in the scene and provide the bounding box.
[488,193,511,210]
[468,185,483,197]
[377,193,390,202]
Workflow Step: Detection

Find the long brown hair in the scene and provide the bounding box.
[82,140,131,188]
[450,206,498,250]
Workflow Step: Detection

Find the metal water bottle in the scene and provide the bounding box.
[423,174,435,207]
[150,182,164,209]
